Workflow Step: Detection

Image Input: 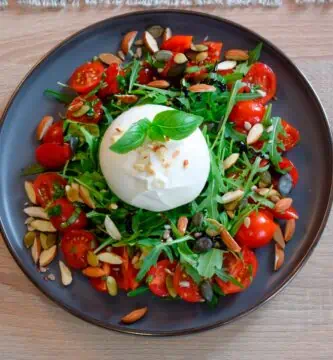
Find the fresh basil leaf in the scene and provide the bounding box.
[110,118,151,154]
[197,248,223,278]
[248,42,263,65]
[44,89,75,104]
[21,163,46,176]
[152,110,203,141]
[129,60,141,93]
[148,124,165,142]
[127,286,149,297]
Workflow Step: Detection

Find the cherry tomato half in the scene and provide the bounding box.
[161,35,193,53]
[89,263,111,292]
[69,62,104,94]
[61,229,95,269]
[215,247,258,295]
[243,62,277,104]
[49,198,87,231]
[229,100,265,130]
[42,121,64,144]
[66,95,103,124]
[279,120,300,152]
[98,63,125,98]
[137,65,154,85]
[36,143,71,170]
[279,158,299,186]
[203,41,223,62]
[33,173,67,208]
[235,210,277,248]
[147,260,176,297]
[173,264,203,303]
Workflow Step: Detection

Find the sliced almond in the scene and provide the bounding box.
[106,276,118,296]
[39,245,57,267]
[273,224,285,249]
[220,226,241,253]
[30,220,57,232]
[25,217,34,225]
[274,198,293,213]
[24,181,37,204]
[216,60,237,71]
[31,235,41,264]
[247,123,264,145]
[82,266,106,278]
[121,307,148,324]
[97,252,123,265]
[59,260,72,286]
[195,51,208,63]
[24,206,49,220]
[284,219,296,242]
[135,47,142,59]
[147,80,170,89]
[104,216,122,240]
[188,84,216,93]
[121,31,138,55]
[79,185,96,209]
[99,53,122,65]
[143,31,159,53]
[177,216,188,235]
[115,94,138,104]
[174,53,188,65]
[36,115,53,141]
[256,188,280,198]
[219,190,244,204]
[66,183,82,203]
[274,244,285,271]
[223,153,239,170]
[225,49,249,61]
[162,27,172,42]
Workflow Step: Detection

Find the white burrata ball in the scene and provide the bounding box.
[99,104,210,212]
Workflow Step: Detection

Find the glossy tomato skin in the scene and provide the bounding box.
[215,247,258,295]
[137,65,154,84]
[69,62,104,94]
[61,229,95,269]
[147,260,176,297]
[98,63,124,98]
[271,206,299,220]
[279,120,300,152]
[203,41,223,62]
[161,35,193,53]
[244,62,277,104]
[42,121,64,144]
[49,198,87,231]
[33,173,67,208]
[236,210,277,248]
[66,95,103,124]
[279,158,299,186]
[229,100,265,130]
[173,264,203,303]
[36,143,71,170]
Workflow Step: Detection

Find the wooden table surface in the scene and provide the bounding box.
[1,2,333,359]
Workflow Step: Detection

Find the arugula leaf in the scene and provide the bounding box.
[215,268,244,288]
[21,163,46,176]
[197,248,223,278]
[212,283,225,296]
[222,73,244,84]
[178,241,198,267]
[265,117,284,168]
[136,246,162,281]
[134,83,181,97]
[127,286,149,297]
[44,89,75,104]
[110,118,151,154]
[225,122,247,142]
[101,105,113,125]
[235,62,250,76]
[248,42,263,65]
[129,60,141,93]
[183,263,202,284]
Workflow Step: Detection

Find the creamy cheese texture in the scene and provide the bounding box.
[99,104,210,212]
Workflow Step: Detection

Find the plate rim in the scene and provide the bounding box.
[0,9,332,336]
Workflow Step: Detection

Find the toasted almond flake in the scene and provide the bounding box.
[24,181,37,204]
[273,225,285,249]
[147,80,170,89]
[39,266,48,273]
[274,197,293,213]
[223,153,239,170]
[274,244,285,271]
[133,163,146,172]
[104,215,122,240]
[30,220,57,232]
[162,27,172,42]
[183,159,189,168]
[36,115,53,141]
[121,31,138,55]
[220,226,241,252]
[135,47,142,59]
[79,185,96,209]
[284,219,296,242]
[143,31,159,53]
[121,307,148,324]
[27,225,34,232]
[219,189,244,204]
[256,188,280,198]
[31,236,41,264]
[98,252,123,265]
[146,163,155,175]
[115,94,138,104]
[24,206,49,220]
[24,217,34,225]
[215,60,237,71]
[177,216,188,235]
[247,123,264,145]
[225,49,249,61]
[189,84,216,93]
[179,281,190,288]
[66,183,82,203]
[244,217,251,228]
[47,273,56,281]
[39,245,57,267]
[99,53,123,65]
[244,121,252,131]
[109,203,118,210]
[59,260,72,286]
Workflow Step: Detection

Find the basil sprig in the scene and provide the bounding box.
[110,110,203,154]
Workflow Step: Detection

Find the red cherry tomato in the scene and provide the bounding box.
[61,229,94,269]
[235,210,277,248]
[203,41,223,62]
[279,120,300,152]
[229,100,265,130]
[66,95,103,124]
[161,35,193,53]
[271,206,299,220]
[137,65,154,84]
[215,247,258,295]
[69,62,104,94]
[243,63,277,104]
[98,63,125,98]
[279,158,299,186]
[42,121,64,144]
[33,173,67,208]
[49,198,87,231]
[147,260,176,297]
[35,143,71,170]
[173,264,203,303]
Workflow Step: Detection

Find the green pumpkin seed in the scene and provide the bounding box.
[191,44,208,52]
[40,232,57,250]
[87,251,99,267]
[106,276,118,296]
[167,63,186,78]
[24,231,36,248]
[196,51,208,63]
[147,25,164,39]
[155,50,173,62]
[174,53,188,65]
[72,104,90,118]
[166,275,177,298]
[260,171,272,186]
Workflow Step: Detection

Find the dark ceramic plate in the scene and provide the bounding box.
[0,10,332,336]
